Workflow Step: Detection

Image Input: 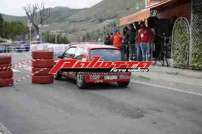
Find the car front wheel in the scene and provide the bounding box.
[76,73,87,89]
[55,71,62,80]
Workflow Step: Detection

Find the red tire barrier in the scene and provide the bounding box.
[32,68,51,76]
[32,59,54,68]
[0,56,11,64]
[0,78,13,87]
[0,71,13,79]
[32,51,54,85]
[32,75,54,84]
[32,51,53,60]
[0,56,13,87]
[0,64,12,71]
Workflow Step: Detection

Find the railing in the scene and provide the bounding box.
[0,42,31,53]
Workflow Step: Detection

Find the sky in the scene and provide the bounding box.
[0,0,103,16]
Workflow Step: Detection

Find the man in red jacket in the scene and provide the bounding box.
[136,22,152,61]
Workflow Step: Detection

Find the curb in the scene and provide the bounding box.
[151,66,202,79]
[132,72,202,91]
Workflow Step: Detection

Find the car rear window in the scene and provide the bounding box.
[90,49,121,61]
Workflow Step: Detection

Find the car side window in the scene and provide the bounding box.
[64,47,76,58]
[75,47,84,57]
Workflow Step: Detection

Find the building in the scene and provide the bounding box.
[120,0,202,70]
[120,0,190,26]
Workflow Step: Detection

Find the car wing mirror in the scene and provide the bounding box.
[58,55,64,59]
[68,54,75,58]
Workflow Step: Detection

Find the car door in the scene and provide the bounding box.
[70,47,86,79]
[62,47,77,79]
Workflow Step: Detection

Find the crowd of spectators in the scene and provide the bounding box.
[104,22,153,61]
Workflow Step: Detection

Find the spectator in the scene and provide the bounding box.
[122,26,130,60]
[135,22,142,61]
[128,24,136,60]
[136,21,152,61]
[112,24,118,35]
[112,31,122,49]
[104,33,112,45]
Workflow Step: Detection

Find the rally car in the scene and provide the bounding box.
[54,43,131,89]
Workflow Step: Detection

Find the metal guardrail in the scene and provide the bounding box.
[0,42,31,53]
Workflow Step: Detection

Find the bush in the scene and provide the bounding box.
[191,42,202,70]
[43,32,70,44]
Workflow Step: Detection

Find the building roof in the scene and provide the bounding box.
[119,0,190,26]
[120,8,151,26]
[146,0,173,9]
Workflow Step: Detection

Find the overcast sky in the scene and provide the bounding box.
[0,0,103,16]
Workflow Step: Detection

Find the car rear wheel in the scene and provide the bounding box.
[118,81,130,88]
[76,73,87,89]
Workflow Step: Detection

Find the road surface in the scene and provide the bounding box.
[0,52,202,134]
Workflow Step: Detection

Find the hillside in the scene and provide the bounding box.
[2,0,144,41]
[2,14,26,23]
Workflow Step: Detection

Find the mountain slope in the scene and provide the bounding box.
[68,0,144,22]
[2,0,144,41]
[2,14,26,23]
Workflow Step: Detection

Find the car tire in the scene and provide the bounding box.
[0,71,13,79]
[76,73,87,89]
[54,71,62,80]
[0,78,13,87]
[32,75,54,84]
[32,68,51,76]
[0,56,11,64]
[117,81,130,88]
[32,51,53,59]
[32,59,54,68]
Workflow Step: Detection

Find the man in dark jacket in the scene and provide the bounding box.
[122,26,130,60]
[128,24,136,60]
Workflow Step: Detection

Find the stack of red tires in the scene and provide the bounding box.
[32,51,54,84]
[0,56,13,87]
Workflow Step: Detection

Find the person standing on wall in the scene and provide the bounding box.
[135,22,142,61]
[128,24,136,60]
[122,26,130,60]
[136,21,152,61]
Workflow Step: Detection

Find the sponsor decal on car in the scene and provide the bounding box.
[49,57,153,74]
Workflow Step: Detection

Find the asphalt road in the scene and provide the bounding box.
[0,52,202,134]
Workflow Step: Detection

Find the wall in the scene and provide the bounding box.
[191,0,202,69]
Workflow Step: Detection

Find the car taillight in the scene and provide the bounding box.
[119,75,131,79]
[90,75,100,80]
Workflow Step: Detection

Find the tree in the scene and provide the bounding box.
[0,14,4,37]
[24,2,51,36]
[0,14,3,24]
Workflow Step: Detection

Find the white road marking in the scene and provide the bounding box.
[12,69,20,73]
[132,80,202,97]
